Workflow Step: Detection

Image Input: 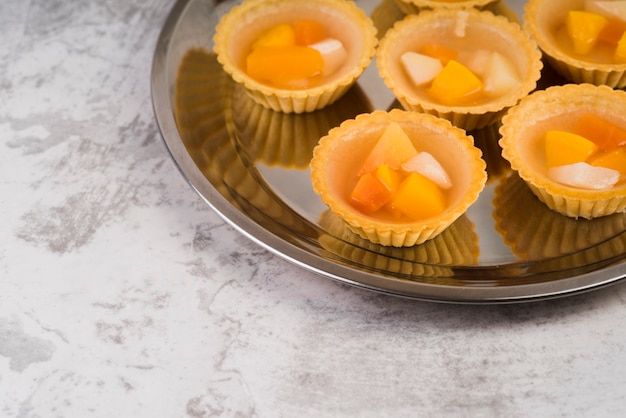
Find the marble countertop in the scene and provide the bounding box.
[2,0,626,416]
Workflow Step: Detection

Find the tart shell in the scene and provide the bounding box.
[213,0,378,113]
[499,84,626,219]
[377,9,542,130]
[524,0,626,88]
[310,109,487,247]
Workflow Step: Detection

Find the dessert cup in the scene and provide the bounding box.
[310,109,487,247]
[377,9,542,130]
[524,0,626,88]
[213,0,377,113]
[499,84,626,219]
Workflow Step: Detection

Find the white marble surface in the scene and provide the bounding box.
[2,0,626,417]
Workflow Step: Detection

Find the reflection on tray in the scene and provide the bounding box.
[494,172,626,262]
[232,82,373,169]
[174,48,319,238]
[370,0,406,37]
[318,210,479,282]
[469,122,511,184]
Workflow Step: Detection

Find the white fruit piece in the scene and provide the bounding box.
[401,152,452,189]
[585,0,626,21]
[310,38,347,76]
[482,51,520,97]
[400,51,443,86]
[460,49,492,77]
[548,162,620,189]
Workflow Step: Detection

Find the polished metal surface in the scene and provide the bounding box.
[151,0,626,303]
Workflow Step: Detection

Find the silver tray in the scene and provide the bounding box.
[151,0,626,303]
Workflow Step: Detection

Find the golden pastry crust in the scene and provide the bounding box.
[499,84,626,219]
[213,0,377,113]
[310,109,487,247]
[524,0,626,88]
[376,9,542,130]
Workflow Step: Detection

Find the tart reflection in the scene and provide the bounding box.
[468,122,510,184]
[318,210,480,281]
[232,82,373,169]
[174,48,317,237]
[494,172,626,262]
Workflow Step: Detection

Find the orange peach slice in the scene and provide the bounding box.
[357,122,418,176]
[392,172,446,220]
[573,113,626,152]
[246,45,323,87]
[350,172,393,213]
[566,10,608,55]
[544,130,599,167]
[428,60,483,106]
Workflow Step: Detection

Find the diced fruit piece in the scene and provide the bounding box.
[460,49,491,77]
[598,18,626,45]
[401,152,452,189]
[482,51,520,97]
[585,0,626,21]
[589,147,626,174]
[401,51,443,86]
[309,38,347,76]
[548,162,620,189]
[246,46,323,87]
[428,60,484,106]
[251,24,296,49]
[382,201,405,220]
[566,10,608,55]
[293,20,326,46]
[375,164,403,192]
[616,31,626,62]
[392,172,446,220]
[544,130,599,167]
[418,43,458,65]
[357,123,419,176]
[573,113,626,152]
[350,172,393,213]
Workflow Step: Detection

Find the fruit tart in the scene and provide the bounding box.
[525,0,626,88]
[310,109,487,247]
[213,0,377,113]
[377,9,542,130]
[499,83,626,219]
